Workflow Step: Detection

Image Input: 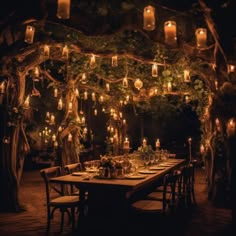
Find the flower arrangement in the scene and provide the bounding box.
[137,145,155,156]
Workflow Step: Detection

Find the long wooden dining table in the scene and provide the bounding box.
[50,158,186,234]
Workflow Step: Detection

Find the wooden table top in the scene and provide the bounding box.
[50,159,186,191]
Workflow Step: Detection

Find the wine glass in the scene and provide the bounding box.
[143,155,150,169]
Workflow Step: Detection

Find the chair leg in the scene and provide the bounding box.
[60,209,65,232]
[71,207,75,231]
[46,209,51,234]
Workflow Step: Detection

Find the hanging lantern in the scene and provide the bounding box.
[81,73,87,84]
[57,0,71,19]
[122,77,128,88]
[164,21,177,46]
[195,28,207,48]
[62,45,69,59]
[167,82,172,92]
[52,134,56,142]
[143,5,155,31]
[99,95,104,103]
[91,92,96,101]
[106,83,110,91]
[54,88,58,98]
[90,55,96,68]
[24,25,35,44]
[43,45,50,58]
[112,56,118,67]
[184,70,190,82]
[227,64,235,73]
[94,109,98,116]
[152,64,158,77]
[50,114,55,124]
[57,98,63,110]
[0,81,5,94]
[134,78,143,90]
[227,118,236,137]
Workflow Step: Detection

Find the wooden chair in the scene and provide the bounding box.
[180,162,196,206]
[131,172,179,214]
[40,166,80,233]
[146,170,182,209]
[64,163,82,196]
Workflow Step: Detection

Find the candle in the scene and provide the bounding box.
[57,98,63,110]
[123,137,130,149]
[167,82,172,92]
[24,95,30,109]
[164,21,177,46]
[24,25,35,44]
[200,144,205,154]
[57,0,71,19]
[227,119,235,137]
[152,64,158,77]
[0,81,5,93]
[123,77,128,88]
[58,126,63,132]
[143,5,155,31]
[81,116,85,124]
[52,134,56,142]
[54,88,58,98]
[91,92,96,101]
[227,64,235,73]
[99,95,104,102]
[50,114,55,124]
[155,139,160,149]
[142,138,147,147]
[195,28,207,48]
[123,119,126,124]
[83,127,88,134]
[112,56,118,67]
[184,70,190,82]
[34,67,40,77]
[106,83,110,91]
[90,55,96,68]
[43,45,50,57]
[94,109,97,116]
[62,45,69,59]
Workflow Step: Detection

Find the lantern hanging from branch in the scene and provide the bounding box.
[152,64,158,77]
[195,28,207,48]
[43,45,50,58]
[134,79,143,90]
[122,77,128,88]
[164,20,177,46]
[57,0,71,19]
[24,25,35,44]
[112,56,118,67]
[143,5,155,31]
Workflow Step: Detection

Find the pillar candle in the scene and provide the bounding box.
[142,138,147,147]
[195,28,207,48]
[123,137,130,149]
[164,21,177,46]
[155,139,160,149]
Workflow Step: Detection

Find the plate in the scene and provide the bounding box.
[125,174,146,179]
[72,172,87,176]
[86,168,98,173]
[149,166,165,170]
[138,170,157,174]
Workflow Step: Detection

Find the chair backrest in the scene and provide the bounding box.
[181,163,195,192]
[162,171,179,210]
[40,166,64,204]
[64,162,82,174]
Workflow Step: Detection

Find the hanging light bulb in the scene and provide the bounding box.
[57,0,71,19]
[81,73,87,84]
[106,83,110,92]
[134,78,143,90]
[54,88,58,98]
[91,92,96,101]
[122,77,128,88]
[227,64,235,73]
[68,132,72,142]
[94,109,98,116]
[143,5,155,31]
